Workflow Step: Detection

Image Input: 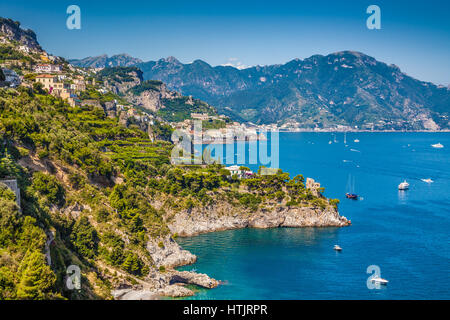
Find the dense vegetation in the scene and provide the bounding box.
[128,80,163,96]
[0,40,337,300]
[157,97,217,122]
[0,82,336,297]
[96,67,143,83]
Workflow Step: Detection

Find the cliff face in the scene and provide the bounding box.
[168,202,349,237]
[127,81,181,112]
[97,67,143,95]
[0,18,42,52]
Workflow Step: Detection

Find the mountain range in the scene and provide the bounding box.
[69,52,450,130]
[68,54,143,68]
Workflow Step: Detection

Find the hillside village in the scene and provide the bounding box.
[1,23,267,147]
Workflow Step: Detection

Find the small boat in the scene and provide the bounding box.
[421,178,434,184]
[328,141,332,144]
[346,193,358,200]
[333,245,342,251]
[398,181,410,190]
[354,139,360,143]
[431,143,444,149]
[371,277,389,285]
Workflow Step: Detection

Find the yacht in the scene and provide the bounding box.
[421,178,434,184]
[346,193,358,200]
[333,245,342,251]
[371,277,389,285]
[431,143,444,149]
[398,181,410,190]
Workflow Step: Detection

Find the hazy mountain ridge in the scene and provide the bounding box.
[69,54,143,68]
[135,52,449,130]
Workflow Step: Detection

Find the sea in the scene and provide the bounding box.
[176,132,450,299]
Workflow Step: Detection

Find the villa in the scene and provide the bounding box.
[33,64,62,74]
[225,165,254,179]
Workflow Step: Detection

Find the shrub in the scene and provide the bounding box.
[122,252,145,276]
[95,208,110,223]
[31,172,65,205]
[70,216,99,259]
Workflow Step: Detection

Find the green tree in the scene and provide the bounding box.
[122,252,144,276]
[31,172,65,205]
[70,217,99,259]
[16,250,56,300]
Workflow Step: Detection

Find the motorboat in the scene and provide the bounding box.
[398,181,410,190]
[333,245,342,251]
[431,143,444,149]
[421,178,434,184]
[354,139,360,143]
[346,193,358,200]
[371,277,389,285]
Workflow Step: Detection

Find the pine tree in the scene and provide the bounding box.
[16,250,56,300]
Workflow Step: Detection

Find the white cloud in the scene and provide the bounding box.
[220,58,251,70]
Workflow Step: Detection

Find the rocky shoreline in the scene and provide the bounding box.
[113,203,349,300]
[168,204,350,237]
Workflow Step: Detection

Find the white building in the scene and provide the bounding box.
[33,64,62,74]
[224,165,254,179]
[1,68,21,87]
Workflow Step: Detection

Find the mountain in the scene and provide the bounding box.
[69,54,143,68]
[0,18,42,52]
[136,52,450,130]
[95,66,219,121]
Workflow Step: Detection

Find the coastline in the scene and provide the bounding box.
[114,203,350,300]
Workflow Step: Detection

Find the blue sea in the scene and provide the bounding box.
[177,132,450,299]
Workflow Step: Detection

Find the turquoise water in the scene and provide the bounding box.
[177,133,450,299]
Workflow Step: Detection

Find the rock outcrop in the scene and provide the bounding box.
[147,237,197,268]
[127,81,181,112]
[168,203,349,237]
[0,18,42,52]
[112,270,219,300]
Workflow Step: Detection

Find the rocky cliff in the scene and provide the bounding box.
[127,81,181,112]
[0,18,42,52]
[168,202,349,237]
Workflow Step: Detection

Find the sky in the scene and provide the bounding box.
[1,0,449,85]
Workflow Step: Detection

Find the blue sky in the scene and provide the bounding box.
[1,0,449,85]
